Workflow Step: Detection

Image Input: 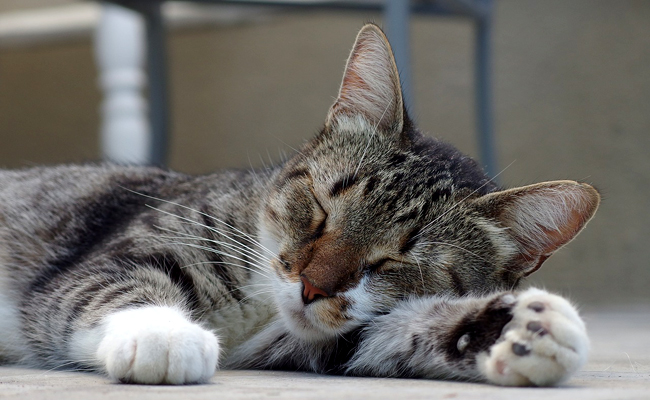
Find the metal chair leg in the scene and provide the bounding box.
[384,0,413,112]
[475,8,498,179]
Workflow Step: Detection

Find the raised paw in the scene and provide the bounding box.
[479,288,589,386]
[96,307,219,384]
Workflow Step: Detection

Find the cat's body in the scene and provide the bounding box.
[0,25,599,386]
[0,165,275,366]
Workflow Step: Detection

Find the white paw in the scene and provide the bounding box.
[479,288,589,386]
[96,307,219,384]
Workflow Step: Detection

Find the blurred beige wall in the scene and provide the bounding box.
[1,0,649,306]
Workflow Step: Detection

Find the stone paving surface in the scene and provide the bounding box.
[1,310,648,400]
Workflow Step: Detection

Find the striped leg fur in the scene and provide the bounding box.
[343,288,588,386]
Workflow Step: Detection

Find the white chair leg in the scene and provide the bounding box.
[94,2,151,165]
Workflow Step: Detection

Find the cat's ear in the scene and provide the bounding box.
[326,24,404,133]
[475,181,600,276]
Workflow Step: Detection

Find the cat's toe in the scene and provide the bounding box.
[97,307,220,384]
[479,288,589,386]
[165,326,220,384]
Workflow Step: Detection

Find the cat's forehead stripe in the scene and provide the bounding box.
[399,227,421,254]
[329,174,359,197]
[284,167,309,180]
[279,168,310,187]
[363,176,379,196]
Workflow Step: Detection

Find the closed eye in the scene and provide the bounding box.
[313,214,327,239]
[310,188,328,239]
[365,258,389,274]
[399,227,421,254]
[365,256,418,275]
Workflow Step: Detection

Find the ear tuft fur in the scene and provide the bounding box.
[326,24,404,133]
[476,181,600,276]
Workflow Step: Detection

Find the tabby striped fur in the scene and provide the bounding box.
[0,24,599,386]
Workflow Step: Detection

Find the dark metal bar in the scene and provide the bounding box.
[384,0,412,112]
[106,0,496,172]
[474,0,497,179]
[113,0,487,18]
[142,3,170,167]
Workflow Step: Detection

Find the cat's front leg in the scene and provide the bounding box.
[477,288,588,386]
[346,288,588,386]
[71,306,219,384]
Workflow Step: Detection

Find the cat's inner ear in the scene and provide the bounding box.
[476,181,600,276]
[326,24,404,133]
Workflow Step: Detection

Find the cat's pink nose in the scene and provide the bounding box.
[300,275,329,305]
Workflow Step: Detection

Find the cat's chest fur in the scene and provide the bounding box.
[203,227,279,353]
[205,291,276,351]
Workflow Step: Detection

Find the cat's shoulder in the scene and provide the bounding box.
[0,163,187,193]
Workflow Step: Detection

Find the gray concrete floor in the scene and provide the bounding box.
[1,310,648,400]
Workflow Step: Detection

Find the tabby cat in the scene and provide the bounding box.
[0,24,599,386]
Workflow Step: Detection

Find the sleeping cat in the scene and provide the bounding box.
[0,24,599,386]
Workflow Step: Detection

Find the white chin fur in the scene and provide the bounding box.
[275,280,372,343]
[274,285,337,342]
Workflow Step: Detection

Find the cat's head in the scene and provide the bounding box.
[259,24,600,342]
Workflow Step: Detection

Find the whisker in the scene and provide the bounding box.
[238,289,275,303]
[230,283,273,295]
[147,204,277,262]
[153,225,273,265]
[414,258,426,292]
[420,240,489,263]
[180,260,273,281]
[37,359,97,375]
[266,148,275,168]
[268,133,306,158]
[118,187,278,259]
[151,241,272,280]
[245,151,271,188]
[257,152,269,171]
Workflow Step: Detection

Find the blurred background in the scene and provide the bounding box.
[0,0,648,307]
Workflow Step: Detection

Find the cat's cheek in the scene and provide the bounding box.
[274,282,314,337]
[257,223,281,264]
[343,277,394,322]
